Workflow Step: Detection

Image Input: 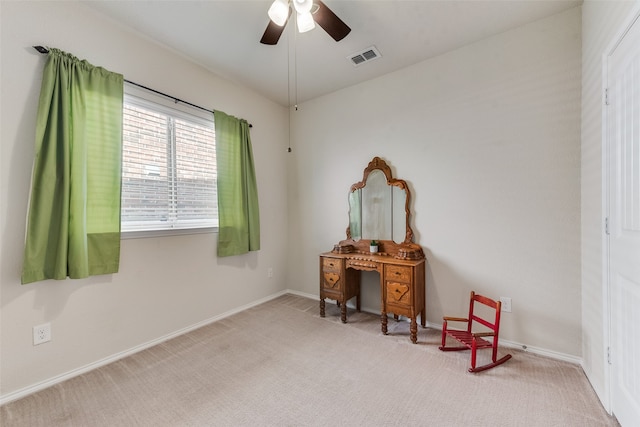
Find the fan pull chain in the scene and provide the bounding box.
[294,17,299,112]
[287,20,293,152]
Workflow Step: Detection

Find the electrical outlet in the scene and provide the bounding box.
[500,297,512,313]
[33,323,51,345]
[268,267,273,278]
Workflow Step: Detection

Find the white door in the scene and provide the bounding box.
[607,13,640,427]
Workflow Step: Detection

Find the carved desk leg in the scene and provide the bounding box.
[320,298,325,317]
[381,311,388,335]
[410,317,418,344]
[341,301,347,323]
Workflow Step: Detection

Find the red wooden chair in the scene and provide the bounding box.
[439,291,512,373]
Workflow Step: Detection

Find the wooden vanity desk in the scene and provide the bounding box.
[320,251,425,343]
[319,157,427,344]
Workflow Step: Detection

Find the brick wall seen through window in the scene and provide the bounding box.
[121,95,217,232]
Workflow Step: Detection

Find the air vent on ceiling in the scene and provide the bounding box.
[348,46,381,67]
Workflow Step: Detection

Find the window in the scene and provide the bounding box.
[121,92,217,234]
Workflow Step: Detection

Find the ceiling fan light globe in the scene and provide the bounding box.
[297,11,315,33]
[293,0,313,14]
[268,0,289,26]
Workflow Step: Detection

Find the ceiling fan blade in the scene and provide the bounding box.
[260,20,286,45]
[260,9,292,45]
[313,0,351,42]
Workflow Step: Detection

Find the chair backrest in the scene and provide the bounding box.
[467,291,502,334]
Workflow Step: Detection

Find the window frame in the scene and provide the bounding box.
[121,84,218,239]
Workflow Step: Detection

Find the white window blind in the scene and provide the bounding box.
[121,95,217,232]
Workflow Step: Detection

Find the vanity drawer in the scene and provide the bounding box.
[386,282,411,306]
[322,272,342,291]
[322,258,343,272]
[385,265,412,283]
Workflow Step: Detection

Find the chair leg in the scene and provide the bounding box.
[492,337,499,362]
[470,338,478,371]
[440,322,447,348]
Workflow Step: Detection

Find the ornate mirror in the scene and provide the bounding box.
[334,157,424,260]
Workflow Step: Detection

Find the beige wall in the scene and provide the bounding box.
[287,8,583,357]
[0,1,289,399]
[581,0,638,409]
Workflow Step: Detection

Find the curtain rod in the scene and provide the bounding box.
[33,46,252,128]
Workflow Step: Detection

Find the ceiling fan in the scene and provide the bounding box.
[260,0,351,45]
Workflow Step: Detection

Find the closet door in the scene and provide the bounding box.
[607,13,640,427]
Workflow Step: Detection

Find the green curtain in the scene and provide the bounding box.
[21,49,123,284]
[214,110,260,257]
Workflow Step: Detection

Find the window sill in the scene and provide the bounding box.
[121,227,218,240]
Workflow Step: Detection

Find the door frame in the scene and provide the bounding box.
[601,2,640,416]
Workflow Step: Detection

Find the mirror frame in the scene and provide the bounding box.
[334,157,424,260]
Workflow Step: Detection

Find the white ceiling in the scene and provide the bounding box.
[82,0,581,107]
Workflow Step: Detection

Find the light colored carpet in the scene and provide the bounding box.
[1,294,617,426]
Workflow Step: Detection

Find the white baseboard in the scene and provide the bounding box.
[0,290,289,406]
[284,289,317,300]
[0,289,582,405]
[498,338,582,365]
